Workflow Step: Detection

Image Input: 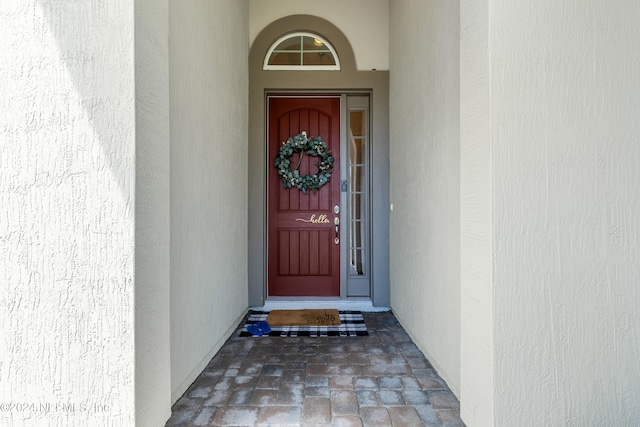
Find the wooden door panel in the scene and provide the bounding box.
[268,97,340,296]
[276,229,333,276]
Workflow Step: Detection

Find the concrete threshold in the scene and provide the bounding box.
[251,297,390,312]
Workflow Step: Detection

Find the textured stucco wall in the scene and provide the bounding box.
[249,0,389,71]
[135,0,172,425]
[169,0,249,403]
[459,0,494,425]
[1,1,136,425]
[389,0,461,395]
[491,2,640,425]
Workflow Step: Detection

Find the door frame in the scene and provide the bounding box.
[248,14,390,307]
[262,91,380,303]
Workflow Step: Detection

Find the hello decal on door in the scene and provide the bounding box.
[295,214,331,224]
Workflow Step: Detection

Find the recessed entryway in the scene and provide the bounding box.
[248,15,390,308]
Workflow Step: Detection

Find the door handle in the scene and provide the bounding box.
[334,217,339,244]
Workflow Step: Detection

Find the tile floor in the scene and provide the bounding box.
[165,311,465,427]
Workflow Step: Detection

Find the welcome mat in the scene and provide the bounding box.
[239,310,368,337]
[267,309,341,327]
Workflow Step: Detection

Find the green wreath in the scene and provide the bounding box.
[274,133,334,193]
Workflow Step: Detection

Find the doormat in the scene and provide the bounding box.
[267,309,341,326]
[239,310,368,337]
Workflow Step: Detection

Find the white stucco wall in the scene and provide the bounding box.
[389,0,461,396]
[490,2,640,425]
[249,0,389,71]
[169,0,250,403]
[135,0,172,425]
[1,1,135,425]
[460,0,494,425]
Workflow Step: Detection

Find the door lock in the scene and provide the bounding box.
[334,206,340,244]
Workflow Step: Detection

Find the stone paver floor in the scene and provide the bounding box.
[166,311,465,426]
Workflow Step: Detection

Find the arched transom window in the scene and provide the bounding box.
[264,32,340,70]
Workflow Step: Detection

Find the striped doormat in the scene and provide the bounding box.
[239,310,368,337]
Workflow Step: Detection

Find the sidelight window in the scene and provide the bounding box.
[348,108,369,277]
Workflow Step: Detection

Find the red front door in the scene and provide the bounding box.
[268,97,341,296]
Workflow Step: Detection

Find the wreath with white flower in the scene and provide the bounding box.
[274,133,334,193]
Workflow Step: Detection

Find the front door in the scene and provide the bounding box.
[267,96,341,296]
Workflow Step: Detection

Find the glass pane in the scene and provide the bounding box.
[274,36,301,52]
[350,111,366,137]
[350,219,366,247]
[350,140,365,165]
[302,36,329,51]
[302,52,336,66]
[349,249,366,276]
[350,166,365,192]
[269,51,302,66]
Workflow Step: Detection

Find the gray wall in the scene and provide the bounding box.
[169,0,250,403]
[389,0,461,395]
[488,2,640,425]
[460,0,493,424]
[135,0,172,425]
[461,1,640,425]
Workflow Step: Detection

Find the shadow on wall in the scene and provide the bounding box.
[1,0,137,421]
